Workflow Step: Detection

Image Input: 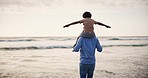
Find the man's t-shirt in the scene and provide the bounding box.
[73,37,102,64]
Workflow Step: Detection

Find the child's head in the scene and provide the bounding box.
[82,11,92,18]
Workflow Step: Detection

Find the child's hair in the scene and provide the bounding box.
[82,11,92,18]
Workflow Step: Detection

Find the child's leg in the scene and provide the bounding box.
[73,31,83,48]
[73,31,96,48]
[81,32,96,38]
[73,36,80,48]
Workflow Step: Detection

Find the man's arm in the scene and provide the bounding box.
[63,21,81,28]
[96,39,102,52]
[94,21,111,28]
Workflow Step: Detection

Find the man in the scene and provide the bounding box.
[73,37,102,78]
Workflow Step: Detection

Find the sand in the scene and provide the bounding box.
[0,47,148,78]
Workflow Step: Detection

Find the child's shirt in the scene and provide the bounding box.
[80,18,96,32]
[73,37,102,64]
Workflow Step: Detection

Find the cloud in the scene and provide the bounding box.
[0,0,148,12]
[0,0,64,12]
[99,0,148,8]
[81,0,148,10]
[0,0,55,7]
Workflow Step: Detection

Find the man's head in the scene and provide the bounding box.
[82,11,92,18]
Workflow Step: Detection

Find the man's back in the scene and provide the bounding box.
[73,37,102,64]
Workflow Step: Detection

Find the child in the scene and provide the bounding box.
[63,11,111,47]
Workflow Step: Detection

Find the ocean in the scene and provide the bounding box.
[0,36,148,78]
[0,36,148,50]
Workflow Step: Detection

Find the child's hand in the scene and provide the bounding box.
[63,25,69,28]
[106,26,111,28]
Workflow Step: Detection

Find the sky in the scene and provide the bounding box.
[0,0,148,37]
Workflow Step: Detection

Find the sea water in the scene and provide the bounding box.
[0,36,148,50]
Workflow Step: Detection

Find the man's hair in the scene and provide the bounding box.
[82,11,92,18]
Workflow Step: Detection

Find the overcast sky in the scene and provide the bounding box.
[0,0,148,37]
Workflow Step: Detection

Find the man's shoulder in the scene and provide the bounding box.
[79,37,85,40]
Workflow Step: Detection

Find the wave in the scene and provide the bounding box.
[0,44,148,50]
[47,37,75,41]
[109,37,148,40]
[103,44,148,47]
[0,46,72,50]
[0,39,35,42]
[0,37,75,42]
[0,37,148,42]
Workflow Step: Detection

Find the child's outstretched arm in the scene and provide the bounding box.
[94,21,111,28]
[63,21,81,28]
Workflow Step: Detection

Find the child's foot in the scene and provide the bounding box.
[73,44,76,48]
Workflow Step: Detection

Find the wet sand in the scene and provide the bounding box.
[0,47,148,78]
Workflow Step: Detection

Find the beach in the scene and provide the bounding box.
[0,36,148,78]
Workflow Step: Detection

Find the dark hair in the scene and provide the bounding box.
[82,11,92,18]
